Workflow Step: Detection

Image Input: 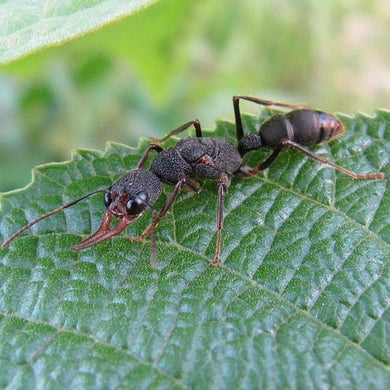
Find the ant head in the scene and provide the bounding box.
[103,189,149,219]
[1,169,162,251]
[72,169,162,250]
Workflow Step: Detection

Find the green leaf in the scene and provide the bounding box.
[0,0,159,65]
[1,110,390,389]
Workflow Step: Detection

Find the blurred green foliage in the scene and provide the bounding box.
[1,0,390,191]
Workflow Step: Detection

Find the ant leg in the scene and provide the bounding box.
[239,145,284,177]
[150,119,202,143]
[234,95,308,110]
[233,95,308,142]
[131,177,201,265]
[233,96,245,142]
[138,119,202,168]
[130,177,193,242]
[211,176,230,267]
[283,140,385,180]
[136,144,163,169]
[149,209,159,267]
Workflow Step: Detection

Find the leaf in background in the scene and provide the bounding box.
[1,111,390,389]
[0,0,159,65]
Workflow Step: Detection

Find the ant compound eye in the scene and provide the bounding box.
[126,192,148,215]
[103,191,112,207]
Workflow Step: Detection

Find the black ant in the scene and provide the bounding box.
[1,97,385,267]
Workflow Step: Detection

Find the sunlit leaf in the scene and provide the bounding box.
[1,111,390,389]
[0,0,159,65]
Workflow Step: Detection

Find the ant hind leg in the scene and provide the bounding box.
[211,177,229,267]
[283,140,385,180]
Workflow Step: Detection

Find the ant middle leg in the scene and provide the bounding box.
[233,95,308,142]
[150,119,203,144]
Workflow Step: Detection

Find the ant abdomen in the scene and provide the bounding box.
[260,109,345,148]
[238,109,345,156]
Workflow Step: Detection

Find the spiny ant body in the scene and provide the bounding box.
[1,97,385,266]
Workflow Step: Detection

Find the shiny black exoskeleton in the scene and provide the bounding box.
[233,95,385,179]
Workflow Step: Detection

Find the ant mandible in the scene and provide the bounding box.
[1,97,385,267]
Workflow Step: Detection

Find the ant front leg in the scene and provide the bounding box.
[211,176,230,267]
[150,119,203,144]
[132,178,186,240]
[130,178,189,266]
[233,95,308,141]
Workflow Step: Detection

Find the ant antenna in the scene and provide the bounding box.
[1,189,106,249]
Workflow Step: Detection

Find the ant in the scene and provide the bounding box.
[1,97,385,267]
